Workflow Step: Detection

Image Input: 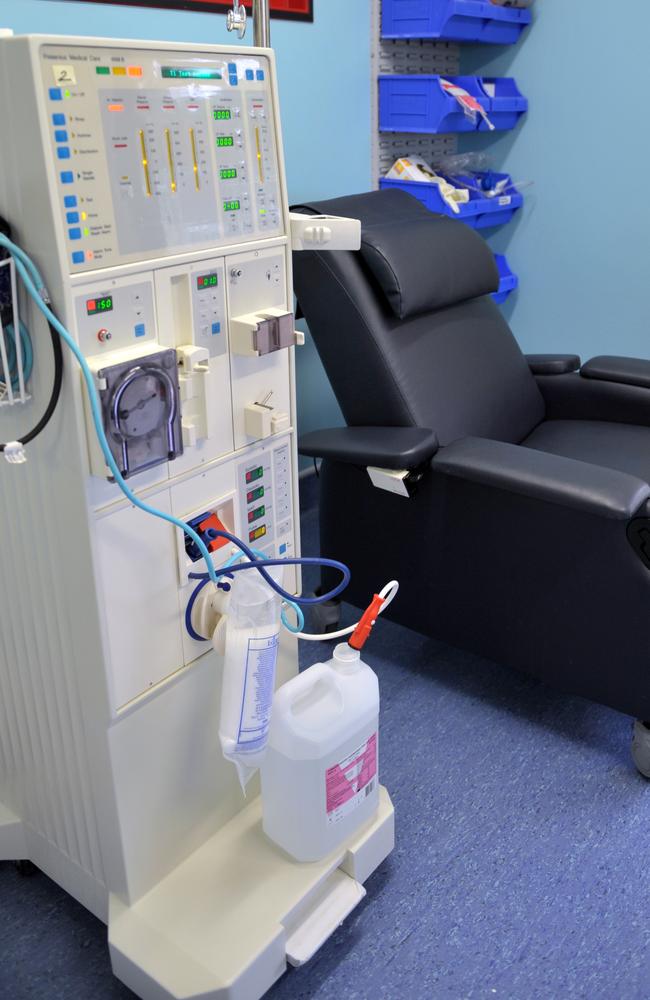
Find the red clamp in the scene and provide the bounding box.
[349,594,384,651]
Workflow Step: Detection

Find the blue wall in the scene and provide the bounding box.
[0,0,368,446]
[463,0,650,360]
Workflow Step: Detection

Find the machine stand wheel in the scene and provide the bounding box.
[14,859,37,877]
[631,720,650,777]
[310,594,341,635]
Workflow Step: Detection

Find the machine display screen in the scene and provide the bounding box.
[246,485,264,504]
[220,168,238,180]
[196,272,218,289]
[216,136,234,148]
[248,505,265,524]
[161,67,222,80]
[223,200,241,212]
[86,295,113,316]
[213,109,232,121]
[249,525,267,543]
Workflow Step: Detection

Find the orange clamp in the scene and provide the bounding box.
[349,594,385,651]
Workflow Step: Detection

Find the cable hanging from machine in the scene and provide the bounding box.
[0,217,64,456]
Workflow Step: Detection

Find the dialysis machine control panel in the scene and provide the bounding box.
[0,36,300,709]
[40,43,283,271]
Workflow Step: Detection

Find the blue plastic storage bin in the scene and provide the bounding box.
[479,77,527,131]
[382,0,531,45]
[379,75,527,134]
[379,171,522,229]
[492,254,518,304]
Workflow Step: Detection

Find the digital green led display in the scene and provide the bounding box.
[86,296,113,316]
[247,485,264,504]
[216,136,234,148]
[248,505,266,524]
[197,273,218,290]
[220,168,238,180]
[223,199,241,213]
[162,67,222,80]
[213,109,232,121]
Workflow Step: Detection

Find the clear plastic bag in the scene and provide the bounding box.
[219,565,283,792]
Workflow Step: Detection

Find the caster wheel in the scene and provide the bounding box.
[310,596,341,635]
[14,859,37,877]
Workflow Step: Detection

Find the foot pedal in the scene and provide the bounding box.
[285,869,366,967]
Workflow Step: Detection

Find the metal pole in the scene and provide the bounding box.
[253,0,271,47]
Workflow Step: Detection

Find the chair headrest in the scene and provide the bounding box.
[292,190,499,320]
[360,214,499,320]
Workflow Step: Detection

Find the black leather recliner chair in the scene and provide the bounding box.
[293,189,650,768]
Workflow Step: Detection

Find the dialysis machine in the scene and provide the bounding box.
[0,32,394,1000]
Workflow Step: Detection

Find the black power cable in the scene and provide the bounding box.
[0,216,64,454]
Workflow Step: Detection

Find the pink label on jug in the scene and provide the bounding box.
[326,733,377,826]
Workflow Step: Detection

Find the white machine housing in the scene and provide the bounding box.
[0,33,394,1000]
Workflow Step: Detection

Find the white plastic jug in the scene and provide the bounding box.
[261,642,380,862]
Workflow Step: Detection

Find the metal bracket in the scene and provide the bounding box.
[226,3,247,39]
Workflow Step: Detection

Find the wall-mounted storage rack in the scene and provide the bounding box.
[371,0,531,307]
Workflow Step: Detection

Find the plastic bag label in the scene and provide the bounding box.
[235,634,279,752]
[326,733,377,826]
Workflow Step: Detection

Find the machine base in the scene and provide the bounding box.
[109,786,394,1000]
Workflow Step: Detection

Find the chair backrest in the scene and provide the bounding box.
[292,190,545,447]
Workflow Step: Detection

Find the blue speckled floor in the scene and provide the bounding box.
[2,476,649,1000]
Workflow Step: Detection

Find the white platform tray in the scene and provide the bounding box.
[109,786,394,1000]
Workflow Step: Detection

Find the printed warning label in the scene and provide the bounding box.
[325,733,377,826]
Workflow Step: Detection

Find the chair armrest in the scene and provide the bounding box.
[299,426,439,470]
[526,354,581,375]
[581,355,650,390]
[432,436,650,520]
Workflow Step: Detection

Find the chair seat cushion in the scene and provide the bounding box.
[523,419,650,483]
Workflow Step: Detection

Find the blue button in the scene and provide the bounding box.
[245,69,254,81]
[211,322,221,335]
[54,129,69,143]
[228,62,237,73]
[66,211,80,224]
[68,227,82,240]
[52,113,66,126]
[134,323,146,338]
[71,251,85,265]
[64,194,77,208]
[229,75,238,87]
[57,147,71,160]
[49,87,63,101]
[256,70,265,81]
[279,543,287,555]
[60,171,74,184]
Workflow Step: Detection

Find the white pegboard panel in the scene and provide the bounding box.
[371,0,461,187]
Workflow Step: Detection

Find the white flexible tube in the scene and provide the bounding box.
[292,580,400,641]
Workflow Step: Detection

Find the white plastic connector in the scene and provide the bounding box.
[3,440,26,464]
[177,344,211,447]
[290,213,361,252]
[244,402,272,440]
